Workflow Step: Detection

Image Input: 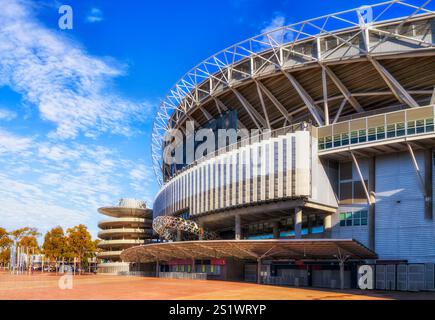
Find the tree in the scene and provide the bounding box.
[42,226,67,262]
[0,228,12,265]
[65,225,96,270]
[10,227,41,252]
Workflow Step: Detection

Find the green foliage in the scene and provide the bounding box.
[42,226,67,261]
[2,225,98,268]
[10,227,41,252]
[0,228,12,264]
[65,224,96,264]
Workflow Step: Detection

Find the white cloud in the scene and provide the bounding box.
[0,108,17,121]
[261,15,286,34]
[259,13,293,45]
[86,8,104,23]
[0,129,33,154]
[0,1,157,237]
[0,0,150,139]
[0,128,155,236]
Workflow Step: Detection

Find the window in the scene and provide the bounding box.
[319,137,325,150]
[368,128,376,141]
[339,210,368,227]
[358,130,367,143]
[416,120,425,134]
[351,131,358,144]
[334,134,341,147]
[376,126,385,140]
[325,136,332,149]
[426,118,434,132]
[341,133,349,146]
[387,124,396,138]
[407,121,416,135]
[397,122,405,136]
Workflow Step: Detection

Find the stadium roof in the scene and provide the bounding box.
[151,0,435,185]
[120,239,377,263]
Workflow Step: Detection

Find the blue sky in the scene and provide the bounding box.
[0,0,423,238]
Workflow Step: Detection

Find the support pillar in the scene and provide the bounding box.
[235,215,242,240]
[156,260,160,278]
[339,261,345,290]
[294,207,302,239]
[323,215,332,238]
[257,259,262,284]
[272,221,280,239]
[368,156,376,251]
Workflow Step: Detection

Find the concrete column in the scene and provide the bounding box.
[323,214,332,238]
[272,221,280,239]
[257,259,262,284]
[235,214,242,240]
[294,207,302,239]
[368,156,376,251]
[156,260,160,278]
[339,261,345,290]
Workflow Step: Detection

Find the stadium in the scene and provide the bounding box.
[122,1,435,290]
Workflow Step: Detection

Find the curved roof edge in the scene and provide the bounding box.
[151,0,435,187]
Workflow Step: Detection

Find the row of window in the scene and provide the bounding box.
[319,118,434,150]
[339,210,368,227]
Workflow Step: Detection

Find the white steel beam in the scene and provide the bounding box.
[350,152,372,205]
[282,70,324,126]
[406,143,427,197]
[333,99,347,124]
[213,96,247,130]
[369,57,420,108]
[255,82,271,129]
[431,86,435,105]
[322,67,330,125]
[231,88,267,129]
[198,105,213,121]
[322,66,365,113]
[255,80,293,124]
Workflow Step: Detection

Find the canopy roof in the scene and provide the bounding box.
[120,239,376,263]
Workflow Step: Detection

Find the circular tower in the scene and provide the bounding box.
[97,199,153,272]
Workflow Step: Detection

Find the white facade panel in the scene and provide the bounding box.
[375,151,435,263]
[154,131,314,217]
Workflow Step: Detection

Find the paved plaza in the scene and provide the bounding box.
[1,272,435,300]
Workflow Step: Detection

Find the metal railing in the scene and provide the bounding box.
[159,272,208,280]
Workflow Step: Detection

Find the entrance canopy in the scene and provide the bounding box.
[120,239,376,263]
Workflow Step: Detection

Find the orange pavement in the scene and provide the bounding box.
[1,272,434,300]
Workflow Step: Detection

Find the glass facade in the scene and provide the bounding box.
[319,117,434,151]
[339,210,368,227]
